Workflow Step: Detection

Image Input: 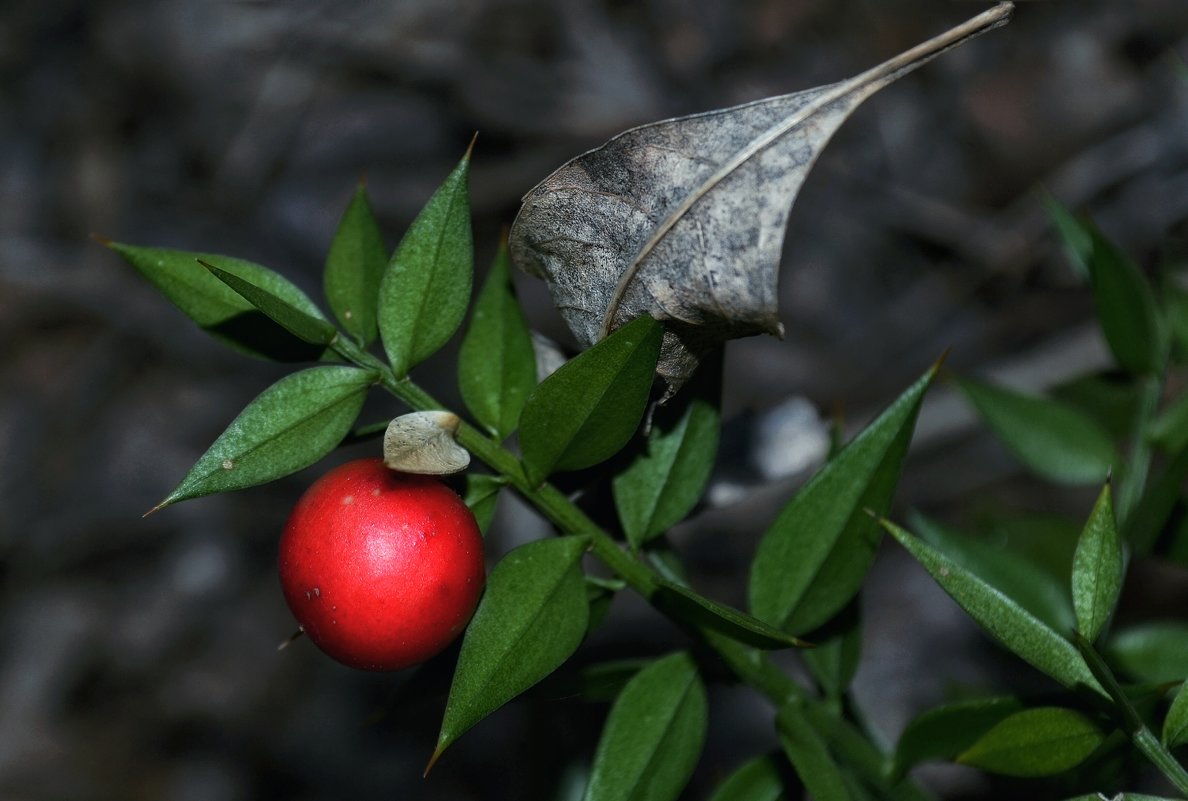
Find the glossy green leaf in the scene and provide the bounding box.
[653,578,810,650]
[435,536,589,762]
[520,315,663,485]
[956,707,1105,777]
[776,705,852,801]
[1072,484,1124,642]
[1086,227,1163,375]
[110,243,327,360]
[434,530,586,760]
[324,183,387,346]
[958,377,1118,485]
[800,603,861,701]
[912,513,1075,633]
[891,696,1024,779]
[882,520,1104,696]
[201,260,338,346]
[1044,194,1092,281]
[748,363,936,635]
[378,147,473,377]
[463,473,504,535]
[708,755,785,801]
[583,651,707,801]
[458,243,537,440]
[1106,622,1188,684]
[1163,684,1188,748]
[613,360,721,549]
[152,366,374,510]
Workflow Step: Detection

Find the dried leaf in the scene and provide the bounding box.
[509,5,1013,394]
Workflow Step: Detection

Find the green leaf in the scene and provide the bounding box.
[580,659,648,703]
[110,243,328,360]
[583,651,707,801]
[1124,447,1188,555]
[776,705,852,801]
[1053,372,1144,441]
[434,536,590,763]
[958,377,1118,485]
[520,316,663,485]
[882,520,1104,696]
[1163,684,1188,748]
[748,363,936,635]
[653,578,810,650]
[708,755,785,801]
[1106,622,1188,684]
[378,146,473,377]
[800,602,861,701]
[201,259,338,345]
[1148,390,1188,456]
[458,242,537,440]
[956,707,1105,777]
[324,183,387,346]
[152,366,374,510]
[1086,226,1163,375]
[463,473,504,534]
[892,696,1024,779]
[1044,194,1092,281]
[1072,484,1124,642]
[585,576,623,637]
[909,513,1075,634]
[613,358,721,549]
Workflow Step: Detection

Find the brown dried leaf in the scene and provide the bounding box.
[509,4,1012,395]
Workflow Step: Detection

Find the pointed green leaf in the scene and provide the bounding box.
[956,707,1105,777]
[324,184,387,346]
[154,366,374,509]
[458,243,537,440]
[435,536,589,760]
[882,520,1104,696]
[1072,484,1124,642]
[708,755,785,801]
[583,651,707,801]
[1086,226,1163,375]
[520,315,663,485]
[1106,622,1188,684]
[892,696,1024,779]
[1043,194,1092,282]
[379,148,473,377]
[776,705,852,801]
[463,473,504,534]
[201,259,338,345]
[653,578,810,650]
[748,363,936,635]
[614,360,721,549]
[801,603,861,701]
[1163,684,1188,748]
[110,243,327,360]
[958,377,1118,485]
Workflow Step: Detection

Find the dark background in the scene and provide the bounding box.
[2,0,1187,799]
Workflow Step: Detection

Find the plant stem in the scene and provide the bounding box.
[1118,374,1162,525]
[1134,727,1188,797]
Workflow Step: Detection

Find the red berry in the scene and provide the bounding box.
[278,458,485,671]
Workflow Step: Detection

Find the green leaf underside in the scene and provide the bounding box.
[436,536,589,759]
[458,243,537,440]
[707,755,785,801]
[379,149,473,377]
[462,473,504,534]
[1086,226,1162,375]
[882,520,1105,696]
[324,184,387,346]
[653,579,809,650]
[583,651,707,801]
[613,368,721,549]
[776,705,852,801]
[202,260,338,345]
[1072,484,1123,642]
[1106,622,1188,684]
[157,366,374,509]
[892,696,1024,779]
[958,377,1118,485]
[748,363,935,635]
[957,707,1105,777]
[520,315,664,485]
[111,243,327,360]
[1163,684,1188,748]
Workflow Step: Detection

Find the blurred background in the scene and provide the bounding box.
[2,0,1187,798]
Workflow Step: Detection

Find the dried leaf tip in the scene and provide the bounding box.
[89,232,113,247]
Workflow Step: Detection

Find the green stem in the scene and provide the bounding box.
[1134,727,1188,797]
[1118,374,1162,525]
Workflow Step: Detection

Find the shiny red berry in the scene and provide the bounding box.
[278,458,485,671]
